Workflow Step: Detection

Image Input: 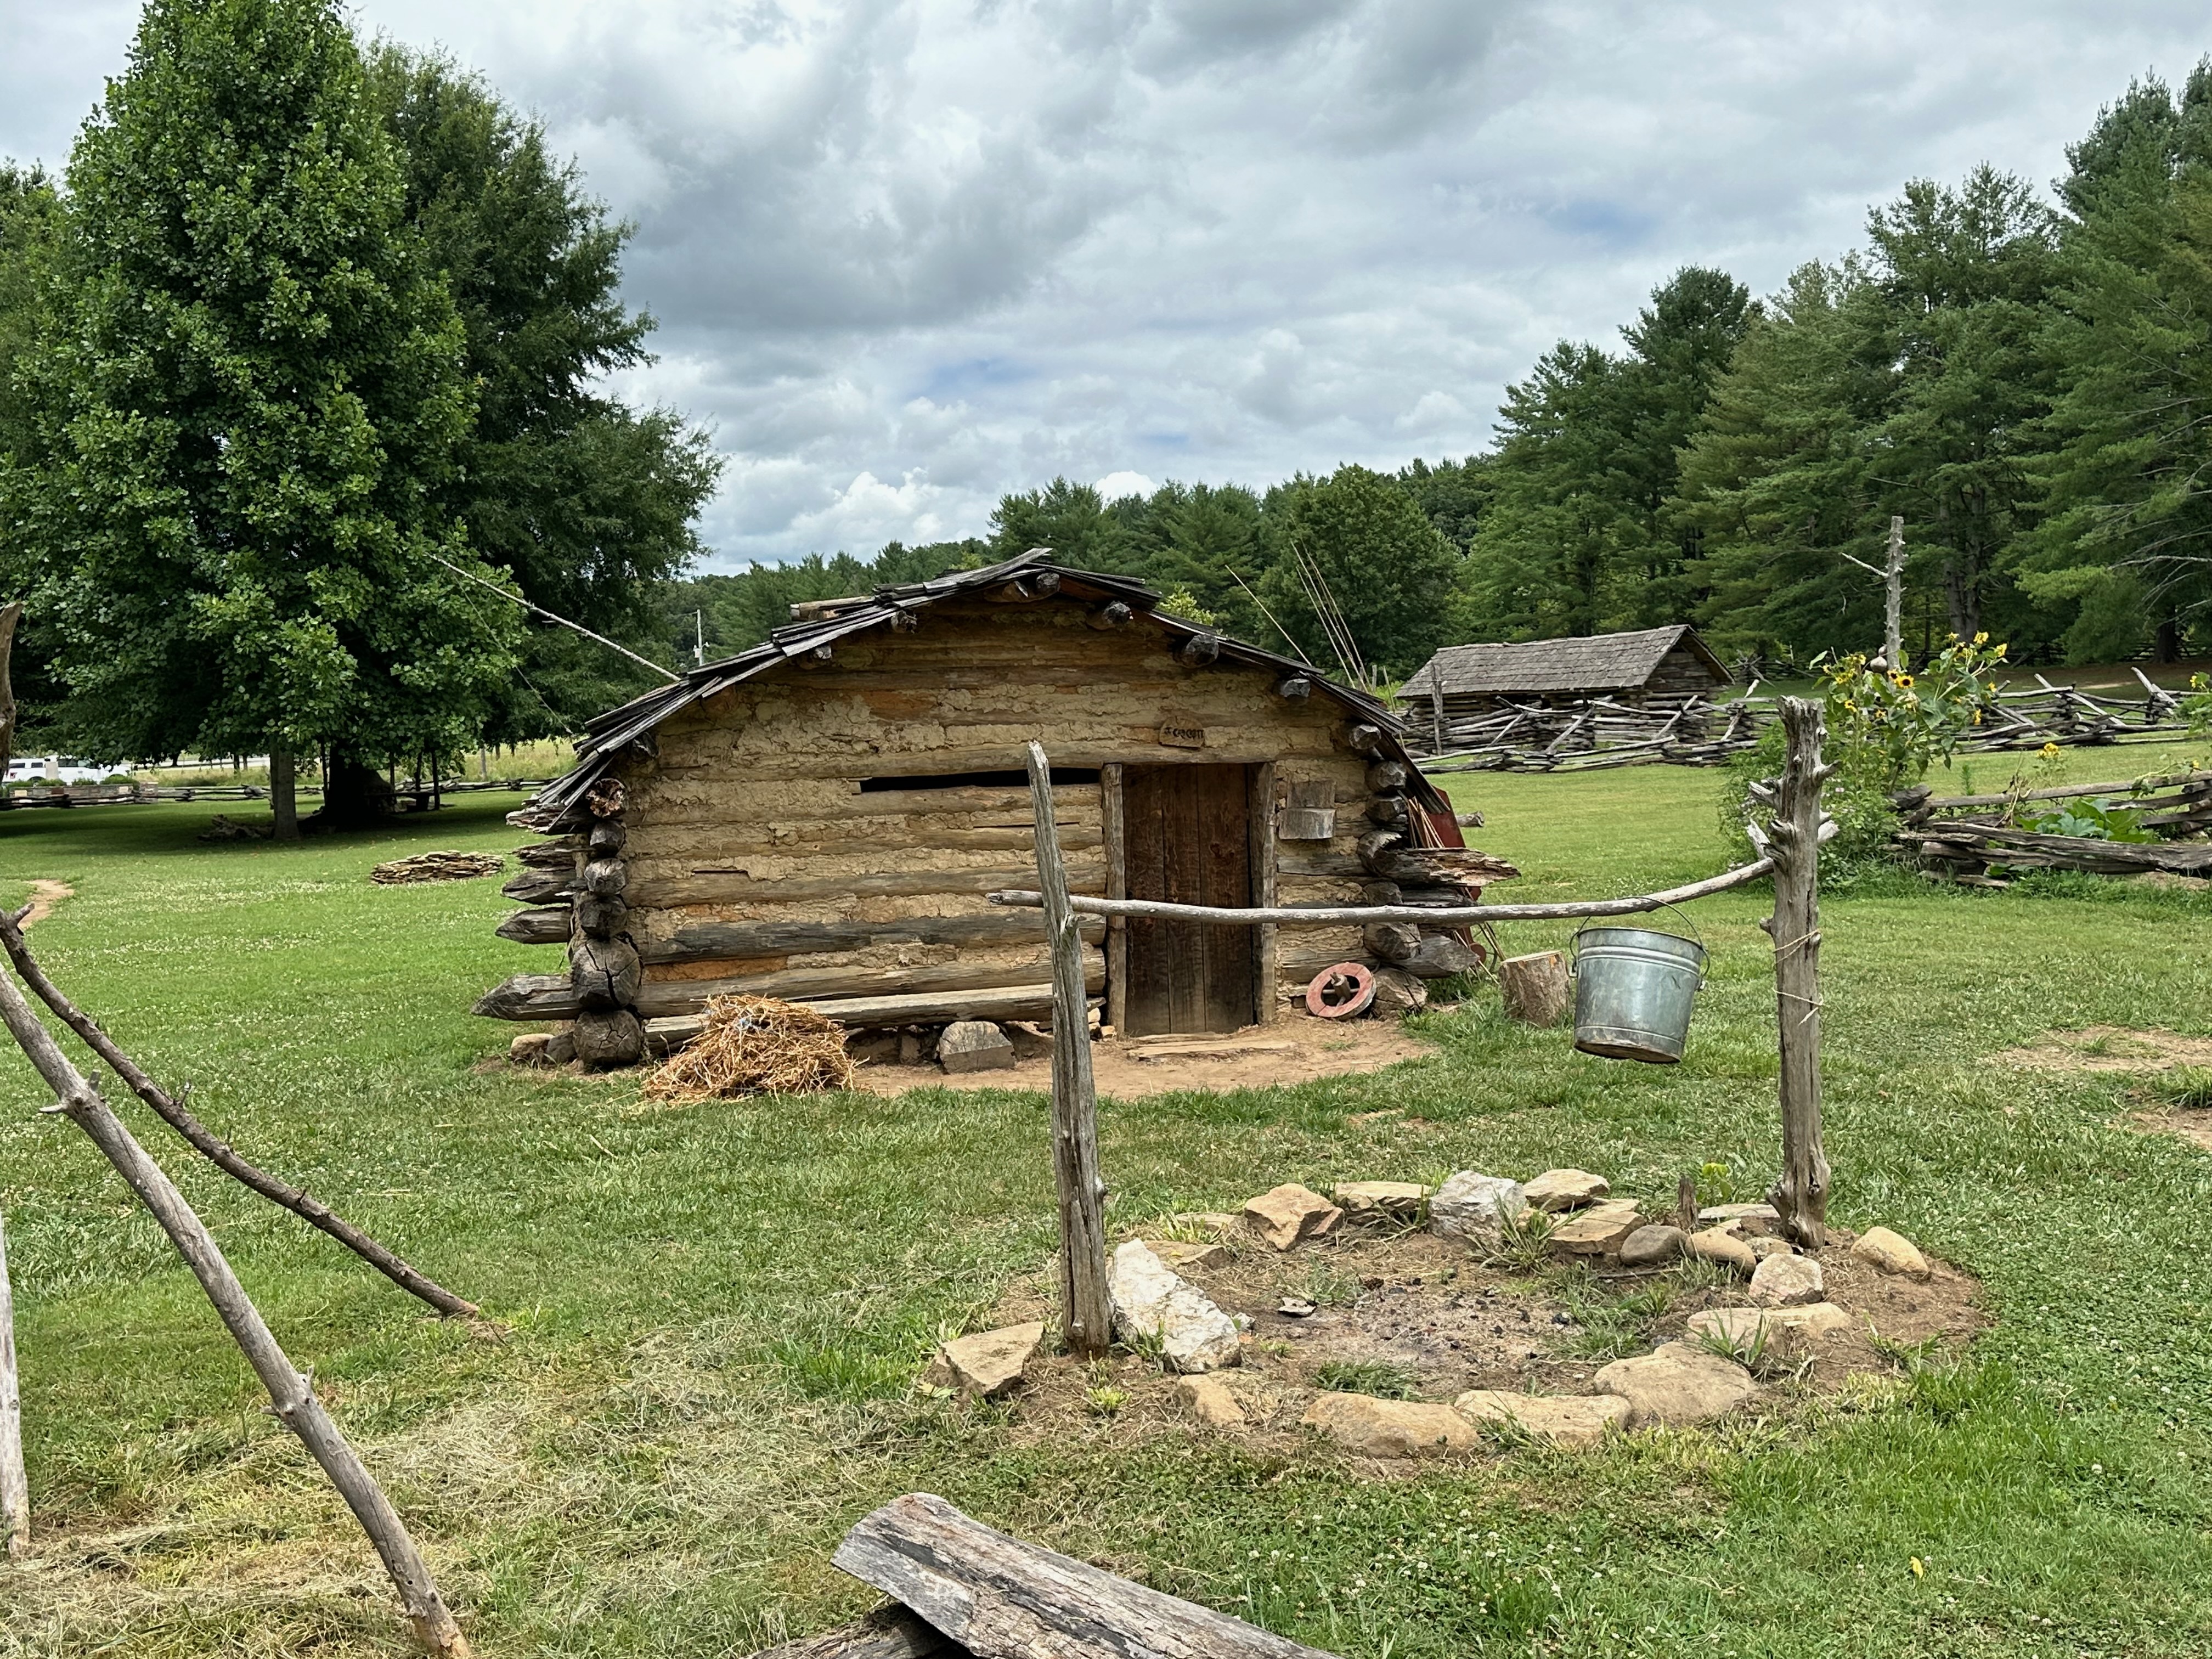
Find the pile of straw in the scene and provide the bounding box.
[642,994,855,1101]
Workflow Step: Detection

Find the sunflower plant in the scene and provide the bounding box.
[1814,635,2010,792]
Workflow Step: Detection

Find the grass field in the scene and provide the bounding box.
[2,744,2210,1657]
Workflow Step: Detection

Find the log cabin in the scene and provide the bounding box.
[475,551,1503,1065]
[1399,625,1730,727]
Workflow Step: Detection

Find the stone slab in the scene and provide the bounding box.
[1525,1168,1610,1212]
[1594,1341,1758,1427]
[1302,1392,1479,1459]
[1242,1183,1343,1250]
[925,1321,1044,1398]
[1452,1390,1630,1447]
[1549,1199,1644,1256]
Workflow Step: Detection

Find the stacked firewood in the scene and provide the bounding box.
[1348,737,1514,982]
[368,850,504,884]
[1894,771,2212,885]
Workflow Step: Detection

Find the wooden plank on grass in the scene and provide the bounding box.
[831,1492,1338,1659]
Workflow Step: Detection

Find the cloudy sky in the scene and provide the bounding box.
[3,3,2209,569]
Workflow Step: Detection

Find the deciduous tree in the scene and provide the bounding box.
[1,0,517,833]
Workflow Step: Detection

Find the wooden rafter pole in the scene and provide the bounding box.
[1024,742,1111,1361]
[1759,696,1833,1246]
[0,1210,24,1559]
[0,966,472,1655]
[0,601,26,1560]
[989,853,1785,928]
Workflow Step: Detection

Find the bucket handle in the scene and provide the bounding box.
[1570,900,1707,985]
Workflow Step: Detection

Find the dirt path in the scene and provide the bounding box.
[853,1013,1437,1100]
[15,878,74,929]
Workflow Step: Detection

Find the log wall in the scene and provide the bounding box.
[486,597,1446,1040]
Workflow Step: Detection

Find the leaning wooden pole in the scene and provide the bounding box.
[1763,696,1833,1246]
[0,966,472,1655]
[0,1210,26,1559]
[0,907,478,1318]
[1024,742,1112,1361]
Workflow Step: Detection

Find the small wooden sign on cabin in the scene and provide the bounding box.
[478,551,1460,1051]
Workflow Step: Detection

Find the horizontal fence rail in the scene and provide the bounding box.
[1407,667,2194,773]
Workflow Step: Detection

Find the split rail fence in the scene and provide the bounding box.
[1894,769,2212,884]
[1410,667,2195,775]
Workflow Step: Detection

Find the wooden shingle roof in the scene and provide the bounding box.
[515,549,1425,832]
[1400,625,1729,699]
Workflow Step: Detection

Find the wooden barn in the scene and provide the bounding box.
[475,552,1506,1065]
[1399,625,1730,729]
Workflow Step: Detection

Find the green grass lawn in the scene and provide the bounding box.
[2,760,2210,1658]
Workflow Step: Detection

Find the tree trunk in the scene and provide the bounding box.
[315,754,397,828]
[2157,617,2181,663]
[0,970,471,1655]
[1883,516,1905,670]
[0,602,20,787]
[1025,742,1111,1362]
[1764,697,1832,1248]
[270,746,298,840]
[1943,555,1978,641]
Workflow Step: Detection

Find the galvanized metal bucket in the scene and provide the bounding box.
[1571,923,1707,1065]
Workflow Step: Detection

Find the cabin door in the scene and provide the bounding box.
[1120,763,1257,1036]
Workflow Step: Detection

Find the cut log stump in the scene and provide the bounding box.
[830,1492,1338,1658]
[1500,950,1570,1026]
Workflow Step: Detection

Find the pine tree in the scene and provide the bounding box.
[2025,64,2212,660]
[1470,269,1748,639]
[1674,261,1892,660]
[1861,166,2059,641]
[989,478,1136,569]
[1469,341,1630,637]
[0,0,516,832]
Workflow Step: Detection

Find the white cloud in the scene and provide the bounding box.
[3,1,2208,567]
[1093,470,1158,501]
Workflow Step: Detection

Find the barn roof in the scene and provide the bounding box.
[1398,625,1729,700]
[516,549,1409,831]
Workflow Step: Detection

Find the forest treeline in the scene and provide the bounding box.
[663,64,2212,689]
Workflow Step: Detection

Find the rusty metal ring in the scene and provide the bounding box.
[1304,962,1377,1019]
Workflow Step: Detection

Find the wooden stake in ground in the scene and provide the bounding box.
[1024,741,1112,1361]
[1843,516,1907,670]
[0,1210,26,1560]
[1762,696,1834,1246]
[0,907,477,1318]
[0,967,472,1655]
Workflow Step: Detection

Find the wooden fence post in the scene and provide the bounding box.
[1024,742,1112,1360]
[1764,697,1833,1246]
[0,1209,25,1559]
[0,967,472,1655]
